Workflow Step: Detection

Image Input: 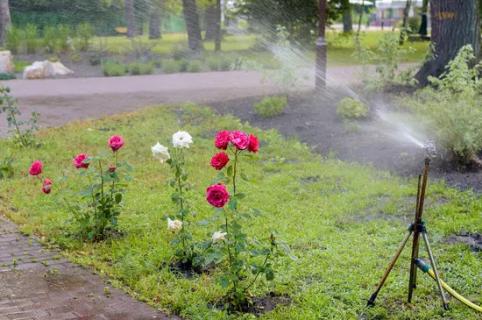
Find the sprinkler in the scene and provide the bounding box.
[423,140,437,158]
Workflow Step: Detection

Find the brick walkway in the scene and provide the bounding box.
[0,217,176,320]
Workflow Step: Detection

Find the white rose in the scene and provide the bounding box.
[151,142,170,163]
[212,231,227,243]
[167,218,183,232]
[172,131,193,149]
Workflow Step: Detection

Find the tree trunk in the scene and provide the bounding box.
[418,0,429,37]
[316,0,327,89]
[182,0,203,52]
[125,0,136,38]
[214,0,221,51]
[149,1,162,39]
[342,0,353,33]
[399,0,412,44]
[415,0,480,86]
[204,4,217,40]
[0,0,11,45]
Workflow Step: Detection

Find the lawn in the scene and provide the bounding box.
[92,30,429,67]
[0,104,479,319]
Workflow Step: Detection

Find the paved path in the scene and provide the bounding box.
[0,217,175,320]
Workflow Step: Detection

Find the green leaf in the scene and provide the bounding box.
[114,193,122,204]
[226,165,233,177]
[240,172,249,181]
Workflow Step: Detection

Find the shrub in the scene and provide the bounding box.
[128,62,154,75]
[162,59,182,74]
[43,25,71,53]
[206,55,233,71]
[5,27,22,54]
[0,73,16,80]
[253,96,288,118]
[14,60,30,73]
[76,22,94,51]
[406,45,482,163]
[336,97,369,120]
[24,24,38,54]
[103,60,127,77]
[42,26,57,53]
[187,60,202,73]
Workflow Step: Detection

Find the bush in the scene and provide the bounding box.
[24,24,38,54]
[6,27,22,54]
[336,97,369,120]
[43,25,71,54]
[128,62,154,75]
[14,60,30,73]
[0,156,14,179]
[254,96,288,118]
[162,59,182,74]
[0,73,16,80]
[187,60,202,73]
[206,55,233,71]
[103,60,127,77]
[406,46,482,163]
[76,22,94,51]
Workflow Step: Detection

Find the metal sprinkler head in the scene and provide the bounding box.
[423,140,437,158]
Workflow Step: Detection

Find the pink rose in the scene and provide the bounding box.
[211,152,230,170]
[229,131,249,150]
[248,134,259,153]
[42,178,52,194]
[206,184,230,208]
[109,135,124,152]
[73,153,89,169]
[215,130,231,150]
[29,160,43,176]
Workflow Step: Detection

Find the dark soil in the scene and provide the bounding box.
[213,292,291,316]
[445,232,482,252]
[210,91,482,191]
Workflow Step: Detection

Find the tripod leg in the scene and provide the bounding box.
[368,231,412,306]
[422,232,449,310]
[408,229,421,302]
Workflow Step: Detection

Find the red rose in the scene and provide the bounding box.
[248,134,259,153]
[229,131,249,150]
[73,153,89,169]
[211,152,230,170]
[42,178,52,194]
[108,165,116,173]
[206,184,230,208]
[29,160,43,176]
[109,135,124,152]
[215,130,230,150]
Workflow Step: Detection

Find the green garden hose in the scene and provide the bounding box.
[415,259,482,313]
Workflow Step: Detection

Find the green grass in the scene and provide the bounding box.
[0,104,479,319]
[90,31,428,68]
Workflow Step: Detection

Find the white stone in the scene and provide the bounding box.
[0,51,14,73]
[23,60,74,80]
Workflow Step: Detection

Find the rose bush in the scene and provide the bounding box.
[29,160,52,194]
[204,130,289,311]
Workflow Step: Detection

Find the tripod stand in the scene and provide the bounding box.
[367,158,449,310]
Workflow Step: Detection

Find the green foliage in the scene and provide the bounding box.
[0,156,14,179]
[23,24,38,54]
[67,152,131,242]
[76,22,94,51]
[187,60,202,73]
[102,60,127,77]
[357,32,418,91]
[5,27,22,54]
[406,46,482,162]
[0,73,16,80]
[254,96,288,118]
[336,97,369,120]
[162,59,184,74]
[0,87,39,148]
[128,62,154,75]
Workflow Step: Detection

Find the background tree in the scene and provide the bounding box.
[418,0,429,37]
[341,0,352,33]
[125,0,136,37]
[149,0,163,39]
[0,0,11,45]
[416,0,481,86]
[182,0,203,52]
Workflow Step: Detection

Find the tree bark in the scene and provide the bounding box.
[415,0,480,86]
[125,0,136,38]
[316,0,327,89]
[149,1,162,39]
[418,0,429,37]
[182,0,203,52]
[204,4,217,40]
[214,0,221,51]
[399,0,412,44]
[0,0,11,45]
[342,0,353,33]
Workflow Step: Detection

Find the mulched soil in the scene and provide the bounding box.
[210,91,482,191]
